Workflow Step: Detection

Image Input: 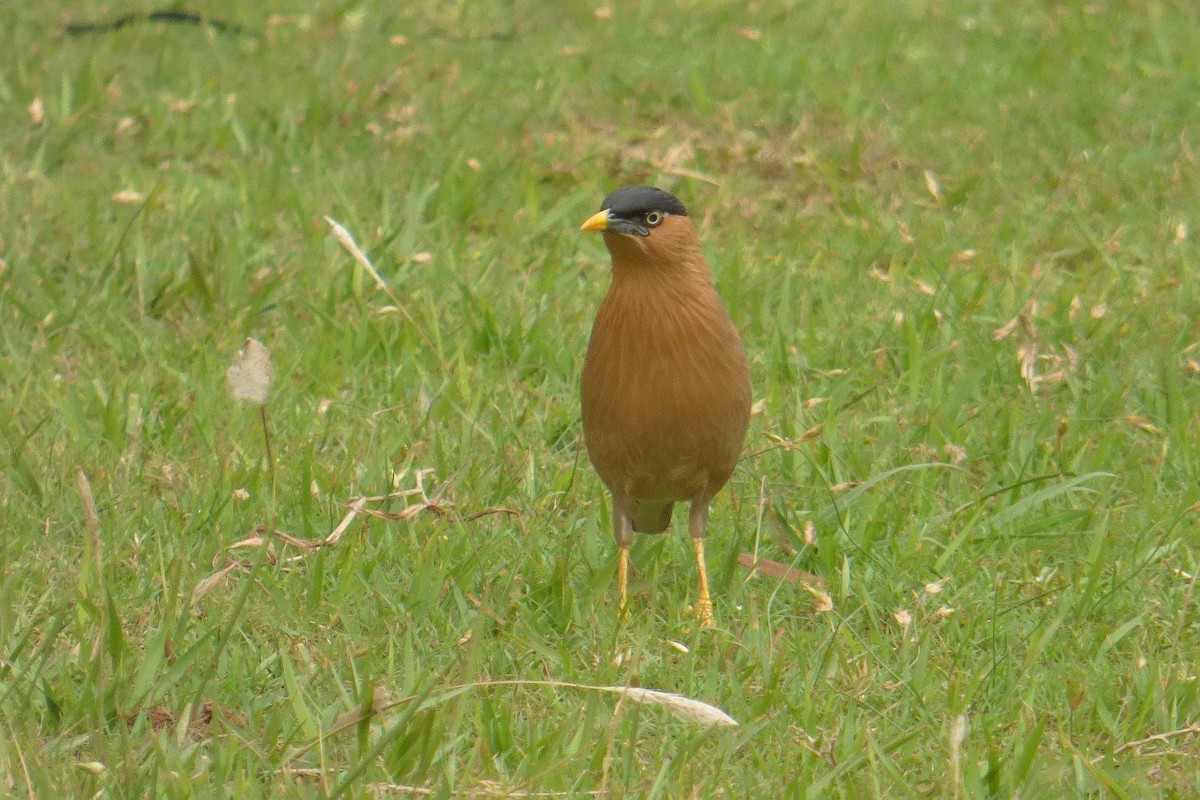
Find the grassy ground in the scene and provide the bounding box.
[2,1,1199,796]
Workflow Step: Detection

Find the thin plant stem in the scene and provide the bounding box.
[259,405,275,491]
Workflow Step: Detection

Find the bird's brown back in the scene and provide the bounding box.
[581,217,751,513]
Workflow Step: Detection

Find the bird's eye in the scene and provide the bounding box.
[644,211,664,227]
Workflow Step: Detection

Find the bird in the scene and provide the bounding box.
[579,185,751,627]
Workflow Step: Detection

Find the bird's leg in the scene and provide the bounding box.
[617,545,630,612]
[689,503,716,627]
[692,539,715,627]
[613,497,634,615]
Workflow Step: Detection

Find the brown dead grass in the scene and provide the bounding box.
[129,699,247,738]
[549,105,910,225]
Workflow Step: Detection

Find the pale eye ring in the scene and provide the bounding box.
[644,210,664,227]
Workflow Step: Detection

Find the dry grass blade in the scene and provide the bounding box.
[324,216,443,358]
[353,488,428,502]
[358,501,450,522]
[331,686,391,731]
[465,506,520,521]
[910,277,936,296]
[111,189,144,205]
[1017,339,1038,389]
[1101,723,1200,760]
[325,497,367,546]
[765,426,823,451]
[924,169,942,203]
[324,215,390,293]
[609,686,738,727]
[285,678,738,768]
[270,529,320,554]
[74,467,103,585]
[1123,415,1163,436]
[1004,311,1076,392]
[227,534,270,551]
[950,713,967,800]
[201,480,462,589]
[221,480,455,581]
[226,536,279,568]
[340,471,453,526]
[660,165,722,186]
[598,688,624,798]
[222,526,330,566]
[75,466,100,538]
[198,476,466,591]
[191,560,245,605]
[736,553,823,588]
[992,316,1020,341]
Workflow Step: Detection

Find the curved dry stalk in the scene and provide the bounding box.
[284,678,738,767]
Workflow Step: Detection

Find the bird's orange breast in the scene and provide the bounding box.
[581,269,751,505]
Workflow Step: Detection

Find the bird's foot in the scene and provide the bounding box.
[691,597,716,628]
[691,537,716,628]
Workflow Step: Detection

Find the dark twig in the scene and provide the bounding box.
[64,11,247,36]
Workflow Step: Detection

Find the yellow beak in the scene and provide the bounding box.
[580,209,610,232]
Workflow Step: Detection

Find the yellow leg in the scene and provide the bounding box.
[692,538,715,627]
[617,545,630,613]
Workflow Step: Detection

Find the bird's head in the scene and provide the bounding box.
[580,185,701,270]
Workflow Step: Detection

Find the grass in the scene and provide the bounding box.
[2,0,1199,796]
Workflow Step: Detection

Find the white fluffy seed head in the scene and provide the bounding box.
[226,338,274,405]
[612,687,738,727]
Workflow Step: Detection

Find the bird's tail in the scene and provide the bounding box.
[632,500,674,534]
